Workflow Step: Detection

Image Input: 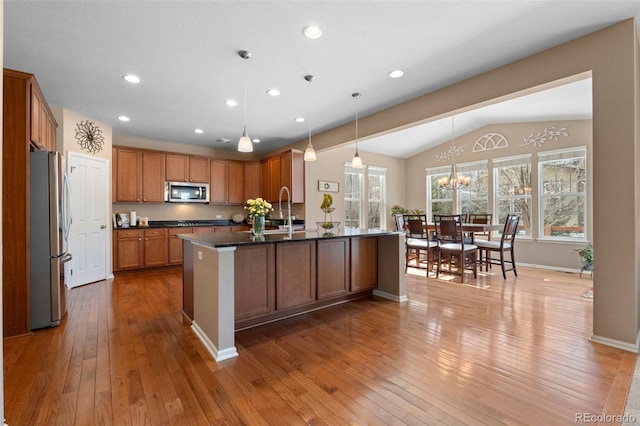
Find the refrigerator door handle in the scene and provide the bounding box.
[62,172,73,241]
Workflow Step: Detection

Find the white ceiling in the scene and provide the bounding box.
[3,1,637,157]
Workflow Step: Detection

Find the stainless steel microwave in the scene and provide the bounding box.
[164,181,210,203]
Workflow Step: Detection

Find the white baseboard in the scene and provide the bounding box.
[191,321,238,362]
[589,334,639,353]
[373,289,408,302]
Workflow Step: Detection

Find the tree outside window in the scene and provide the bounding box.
[344,170,362,229]
[458,163,489,217]
[494,158,532,236]
[427,172,453,220]
[539,149,586,239]
[344,165,386,230]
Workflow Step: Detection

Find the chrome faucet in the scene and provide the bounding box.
[278,186,292,239]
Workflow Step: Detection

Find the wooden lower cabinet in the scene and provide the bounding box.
[169,227,192,265]
[235,245,275,320]
[350,236,378,292]
[114,229,144,270]
[317,238,350,299]
[275,241,316,310]
[144,228,168,267]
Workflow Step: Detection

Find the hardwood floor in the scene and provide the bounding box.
[3,266,636,425]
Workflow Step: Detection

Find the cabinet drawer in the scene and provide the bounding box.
[115,229,144,239]
[169,227,193,236]
[144,228,168,237]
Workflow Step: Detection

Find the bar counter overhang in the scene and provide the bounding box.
[179,228,407,361]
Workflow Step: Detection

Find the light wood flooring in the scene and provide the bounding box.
[3,266,636,425]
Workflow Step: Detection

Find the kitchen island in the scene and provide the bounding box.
[179,228,406,361]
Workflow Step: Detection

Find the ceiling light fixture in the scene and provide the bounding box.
[225,99,238,107]
[118,115,130,122]
[194,128,203,134]
[252,138,260,143]
[437,116,470,190]
[122,74,141,83]
[295,117,305,123]
[303,75,317,162]
[237,50,253,153]
[389,70,404,78]
[302,25,322,39]
[351,92,363,168]
[266,88,281,96]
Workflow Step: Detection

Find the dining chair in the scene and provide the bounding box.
[434,214,478,283]
[402,214,437,272]
[474,213,520,279]
[466,213,493,243]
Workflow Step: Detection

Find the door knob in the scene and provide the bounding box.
[100,225,107,229]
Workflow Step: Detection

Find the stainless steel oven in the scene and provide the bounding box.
[164,181,210,203]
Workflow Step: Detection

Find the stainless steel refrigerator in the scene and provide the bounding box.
[30,150,72,329]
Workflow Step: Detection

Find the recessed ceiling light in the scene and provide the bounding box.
[122,74,141,83]
[194,128,204,134]
[295,117,305,123]
[266,89,281,96]
[252,138,260,143]
[389,70,404,78]
[226,99,238,107]
[302,25,322,39]
[118,115,130,122]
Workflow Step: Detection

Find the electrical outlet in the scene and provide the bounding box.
[198,251,203,260]
[216,214,222,219]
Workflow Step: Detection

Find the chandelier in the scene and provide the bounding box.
[437,116,469,189]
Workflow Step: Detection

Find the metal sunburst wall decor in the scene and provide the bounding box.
[75,120,105,154]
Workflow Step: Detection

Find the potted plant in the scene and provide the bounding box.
[574,243,593,277]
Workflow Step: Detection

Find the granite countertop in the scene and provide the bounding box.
[178,228,402,248]
[114,218,306,230]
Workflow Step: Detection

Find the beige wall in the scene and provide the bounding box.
[283,19,640,351]
[304,146,406,229]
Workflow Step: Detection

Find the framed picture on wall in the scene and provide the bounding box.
[318,180,339,192]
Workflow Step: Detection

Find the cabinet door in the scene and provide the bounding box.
[144,229,168,267]
[115,236,144,270]
[244,162,261,201]
[281,150,304,203]
[275,241,316,310]
[350,237,378,292]
[210,159,228,204]
[165,154,189,182]
[142,152,165,202]
[261,160,270,201]
[30,85,43,148]
[189,156,210,183]
[115,148,142,202]
[268,156,280,202]
[227,161,244,204]
[317,238,349,299]
[47,114,57,152]
[235,245,275,320]
[168,227,192,265]
[192,226,215,234]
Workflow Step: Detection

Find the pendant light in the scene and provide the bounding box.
[303,75,317,161]
[237,50,253,153]
[351,92,363,168]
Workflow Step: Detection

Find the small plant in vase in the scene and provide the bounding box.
[317,193,340,233]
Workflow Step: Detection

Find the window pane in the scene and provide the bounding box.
[542,195,585,238]
[461,199,489,215]
[344,200,360,228]
[432,201,452,217]
[494,162,532,236]
[542,157,586,194]
[459,167,489,215]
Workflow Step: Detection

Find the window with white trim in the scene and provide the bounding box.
[493,155,532,236]
[344,165,387,230]
[458,161,489,216]
[538,147,587,240]
[426,165,453,220]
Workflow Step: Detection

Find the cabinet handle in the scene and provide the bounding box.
[138,238,142,241]
[136,198,140,201]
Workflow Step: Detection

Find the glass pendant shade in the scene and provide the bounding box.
[237,50,253,153]
[238,128,253,152]
[351,150,363,168]
[304,143,316,161]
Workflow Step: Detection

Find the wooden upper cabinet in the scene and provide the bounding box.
[165,154,189,182]
[227,161,244,204]
[165,154,209,183]
[115,148,142,202]
[141,151,165,202]
[244,162,261,201]
[261,150,304,203]
[30,86,43,148]
[28,80,57,151]
[188,156,210,183]
[210,159,228,204]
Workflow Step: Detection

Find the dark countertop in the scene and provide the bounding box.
[178,228,401,248]
[114,218,305,230]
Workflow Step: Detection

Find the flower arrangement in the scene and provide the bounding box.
[244,198,273,218]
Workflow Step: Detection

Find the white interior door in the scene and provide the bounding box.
[66,152,109,288]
